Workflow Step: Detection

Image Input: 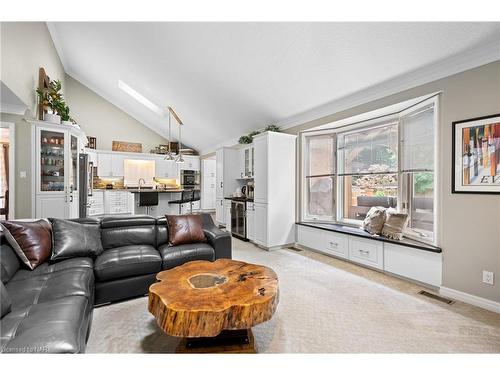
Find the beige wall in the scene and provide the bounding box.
[286,61,500,303]
[1,22,67,219]
[65,75,168,152]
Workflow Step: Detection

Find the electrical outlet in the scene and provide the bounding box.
[482,271,494,285]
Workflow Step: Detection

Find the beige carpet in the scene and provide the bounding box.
[86,238,500,353]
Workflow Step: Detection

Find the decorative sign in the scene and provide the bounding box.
[452,114,500,194]
[112,141,142,153]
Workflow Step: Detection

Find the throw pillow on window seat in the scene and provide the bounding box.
[166,214,207,246]
[49,218,103,261]
[381,208,409,240]
[0,219,52,270]
[362,206,387,235]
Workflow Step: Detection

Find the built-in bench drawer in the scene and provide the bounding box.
[297,225,348,259]
[384,243,441,286]
[348,236,383,270]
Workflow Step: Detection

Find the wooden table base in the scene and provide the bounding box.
[176,329,256,354]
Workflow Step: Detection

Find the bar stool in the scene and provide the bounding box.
[168,190,193,214]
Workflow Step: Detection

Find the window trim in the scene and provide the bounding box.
[299,94,440,246]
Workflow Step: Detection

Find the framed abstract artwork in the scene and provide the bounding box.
[452,113,500,194]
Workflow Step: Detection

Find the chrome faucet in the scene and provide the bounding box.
[138,178,146,192]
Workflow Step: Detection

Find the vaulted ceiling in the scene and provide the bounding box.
[48,22,500,154]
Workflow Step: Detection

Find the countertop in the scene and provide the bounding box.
[224,196,254,202]
[94,188,184,193]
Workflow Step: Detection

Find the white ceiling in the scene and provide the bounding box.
[48,22,500,154]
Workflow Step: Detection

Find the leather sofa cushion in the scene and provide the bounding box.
[94,245,162,282]
[0,238,20,283]
[166,214,206,246]
[1,296,92,353]
[6,266,94,311]
[1,281,11,318]
[49,218,103,260]
[1,220,52,270]
[100,219,156,249]
[159,243,215,270]
[10,257,93,283]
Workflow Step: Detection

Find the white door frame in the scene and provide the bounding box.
[0,121,15,219]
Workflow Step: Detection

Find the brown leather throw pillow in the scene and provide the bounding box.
[166,214,206,246]
[0,220,52,270]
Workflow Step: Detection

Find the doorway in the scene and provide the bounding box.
[0,122,15,220]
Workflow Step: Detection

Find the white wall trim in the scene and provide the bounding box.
[0,122,15,219]
[276,39,500,131]
[440,287,500,314]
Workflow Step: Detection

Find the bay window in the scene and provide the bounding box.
[300,96,438,244]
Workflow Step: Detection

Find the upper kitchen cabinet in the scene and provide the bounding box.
[178,155,200,171]
[236,145,255,179]
[97,153,124,177]
[252,131,296,249]
[155,158,178,179]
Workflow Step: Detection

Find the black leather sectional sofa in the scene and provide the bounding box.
[0,214,231,353]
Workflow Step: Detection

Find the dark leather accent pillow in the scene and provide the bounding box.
[0,220,52,270]
[1,280,12,318]
[166,214,207,246]
[49,218,103,260]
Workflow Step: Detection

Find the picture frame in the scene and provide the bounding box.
[452,113,500,194]
[87,136,97,149]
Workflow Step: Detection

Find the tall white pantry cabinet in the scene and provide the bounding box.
[28,120,86,219]
[252,131,296,249]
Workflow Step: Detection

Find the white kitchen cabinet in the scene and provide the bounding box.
[251,132,296,249]
[215,198,225,224]
[254,202,268,246]
[237,145,255,179]
[246,202,255,241]
[97,153,124,177]
[179,155,200,171]
[104,191,133,214]
[88,191,104,216]
[33,122,82,219]
[155,159,178,179]
[224,199,232,232]
[215,147,239,225]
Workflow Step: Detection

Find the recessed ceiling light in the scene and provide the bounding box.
[118,80,165,117]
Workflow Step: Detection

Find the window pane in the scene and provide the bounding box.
[307,136,334,176]
[307,176,334,218]
[409,172,434,238]
[401,106,434,171]
[342,174,398,221]
[342,124,398,174]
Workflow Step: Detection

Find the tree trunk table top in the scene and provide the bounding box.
[148,259,279,338]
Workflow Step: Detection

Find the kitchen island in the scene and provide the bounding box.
[130,189,200,216]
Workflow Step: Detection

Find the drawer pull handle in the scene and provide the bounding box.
[329,242,338,247]
[359,249,370,255]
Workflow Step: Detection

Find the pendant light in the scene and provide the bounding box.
[164,111,174,160]
[175,122,184,163]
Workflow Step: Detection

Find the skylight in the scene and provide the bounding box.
[118,80,165,117]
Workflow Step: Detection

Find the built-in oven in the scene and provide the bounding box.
[180,169,200,189]
[231,200,247,241]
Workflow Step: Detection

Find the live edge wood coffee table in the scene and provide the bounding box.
[148,259,279,353]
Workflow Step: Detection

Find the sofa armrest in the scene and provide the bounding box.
[203,227,232,260]
[200,213,231,259]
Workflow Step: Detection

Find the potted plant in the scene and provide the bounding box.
[36,79,76,125]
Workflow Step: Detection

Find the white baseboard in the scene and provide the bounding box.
[439,287,500,314]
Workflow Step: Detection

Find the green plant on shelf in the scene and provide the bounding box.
[36,79,76,124]
[238,125,281,144]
